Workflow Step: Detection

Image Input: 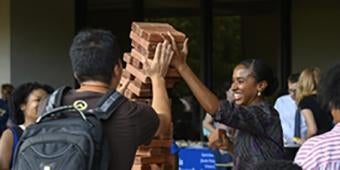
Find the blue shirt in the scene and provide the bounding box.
[274,95,307,147]
[0,99,9,134]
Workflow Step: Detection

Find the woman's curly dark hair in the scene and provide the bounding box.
[10,82,54,124]
[318,62,340,110]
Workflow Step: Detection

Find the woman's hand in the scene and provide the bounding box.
[167,32,189,71]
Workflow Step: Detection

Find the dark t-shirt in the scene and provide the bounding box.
[299,95,333,135]
[42,90,160,170]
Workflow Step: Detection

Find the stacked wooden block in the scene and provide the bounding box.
[120,22,186,104]
[120,22,186,170]
[132,139,176,170]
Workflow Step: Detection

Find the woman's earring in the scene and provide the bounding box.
[257,91,262,96]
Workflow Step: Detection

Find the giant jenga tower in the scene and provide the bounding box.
[119,22,186,170]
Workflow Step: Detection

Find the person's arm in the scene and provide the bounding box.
[301,109,317,139]
[168,33,271,135]
[0,129,14,170]
[167,33,219,114]
[142,40,173,136]
[214,100,274,136]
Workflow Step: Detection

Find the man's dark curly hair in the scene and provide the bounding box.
[69,29,121,84]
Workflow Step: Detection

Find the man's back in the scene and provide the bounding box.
[62,90,159,170]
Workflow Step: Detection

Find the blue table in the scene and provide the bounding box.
[178,147,233,170]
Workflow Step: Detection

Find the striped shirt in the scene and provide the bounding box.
[294,123,340,170]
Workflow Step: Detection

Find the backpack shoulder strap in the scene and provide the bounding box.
[44,86,72,113]
[93,89,126,120]
[37,86,73,122]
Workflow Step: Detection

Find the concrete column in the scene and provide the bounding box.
[0,0,11,85]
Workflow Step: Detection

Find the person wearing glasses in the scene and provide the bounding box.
[274,73,307,160]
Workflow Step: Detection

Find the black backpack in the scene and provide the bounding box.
[12,86,125,170]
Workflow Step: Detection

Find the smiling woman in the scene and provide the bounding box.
[168,32,284,170]
[0,82,52,170]
[231,59,277,106]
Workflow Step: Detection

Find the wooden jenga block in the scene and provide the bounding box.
[124,52,146,69]
[130,31,158,51]
[131,41,184,61]
[139,139,173,149]
[131,48,149,61]
[156,131,173,140]
[132,57,143,69]
[129,22,184,170]
[128,80,152,97]
[136,148,170,157]
[126,64,149,83]
[134,156,167,164]
[132,164,172,170]
[149,164,162,170]
[131,40,154,58]
[121,69,134,80]
[131,22,186,42]
[119,76,129,88]
[123,52,133,64]
[132,164,151,170]
[134,78,152,89]
[127,54,180,80]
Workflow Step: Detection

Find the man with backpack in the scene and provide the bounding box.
[12,29,174,170]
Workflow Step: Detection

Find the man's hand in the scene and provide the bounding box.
[144,39,174,136]
[167,32,189,71]
[142,40,174,79]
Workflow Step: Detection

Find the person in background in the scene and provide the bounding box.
[0,82,51,170]
[0,84,14,137]
[295,67,333,142]
[294,62,340,169]
[168,33,284,169]
[274,73,307,160]
[0,84,14,102]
